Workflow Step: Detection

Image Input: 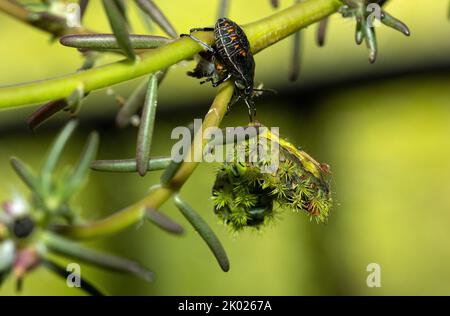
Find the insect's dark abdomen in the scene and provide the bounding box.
[214,18,255,87]
[214,19,247,56]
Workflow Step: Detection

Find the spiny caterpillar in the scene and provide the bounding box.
[212,126,332,231]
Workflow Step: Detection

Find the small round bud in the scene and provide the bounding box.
[12,217,35,239]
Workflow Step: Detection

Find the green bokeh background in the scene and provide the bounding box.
[1,0,450,295]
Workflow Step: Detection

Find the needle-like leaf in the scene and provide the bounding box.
[116,71,167,128]
[113,0,129,29]
[41,120,78,188]
[27,99,68,131]
[28,11,68,37]
[289,30,302,81]
[218,0,230,19]
[134,0,178,38]
[61,131,99,202]
[145,208,184,235]
[160,159,184,187]
[316,17,329,46]
[136,74,158,177]
[44,233,154,282]
[102,0,136,60]
[116,79,148,128]
[10,157,40,192]
[174,195,229,272]
[79,0,89,21]
[381,11,410,36]
[79,52,99,71]
[136,3,155,33]
[60,34,170,50]
[26,81,89,131]
[363,18,377,63]
[269,0,279,9]
[289,0,303,81]
[42,258,104,296]
[91,157,172,173]
[355,17,364,45]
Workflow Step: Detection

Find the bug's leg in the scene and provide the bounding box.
[189,27,215,33]
[200,77,214,85]
[211,73,232,87]
[244,98,256,122]
[227,94,241,113]
[180,34,215,52]
[253,88,277,94]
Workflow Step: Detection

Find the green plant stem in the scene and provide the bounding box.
[245,0,341,53]
[54,83,234,239]
[54,184,174,239]
[0,0,342,110]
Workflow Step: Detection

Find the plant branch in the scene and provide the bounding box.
[0,0,342,110]
[53,82,234,239]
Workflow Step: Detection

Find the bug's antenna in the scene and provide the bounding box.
[253,88,277,95]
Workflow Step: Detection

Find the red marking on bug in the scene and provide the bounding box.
[216,63,224,71]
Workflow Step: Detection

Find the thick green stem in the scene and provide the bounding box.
[245,0,341,53]
[0,0,342,110]
[53,185,172,238]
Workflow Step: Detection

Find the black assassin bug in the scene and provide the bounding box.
[181,18,269,121]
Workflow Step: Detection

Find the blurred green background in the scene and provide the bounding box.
[1,0,450,295]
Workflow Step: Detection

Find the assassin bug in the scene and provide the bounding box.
[181,18,268,121]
